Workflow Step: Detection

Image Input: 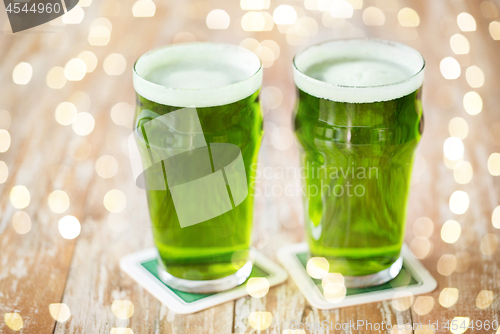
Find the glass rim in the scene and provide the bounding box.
[292,38,426,90]
[133,42,263,108]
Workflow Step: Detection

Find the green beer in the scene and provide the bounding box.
[293,39,425,287]
[132,43,263,292]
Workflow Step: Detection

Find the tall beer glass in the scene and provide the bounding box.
[132,43,263,293]
[293,39,425,287]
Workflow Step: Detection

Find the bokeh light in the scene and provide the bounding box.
[88,18,112,46]
[62,5,84,24]
[248,311,272,331]
[449,191,469,214]
[246,277,270,298]
[450,34,470,54]
[4,313,23,331]
[72,112,95,136]
[46,66,67,89]
[437,254,457,276]
[323,281,347,303]
[480,233,498,255]
[330,0,354,19]
[410,237,432,259]
[443,137,464,161]
[448,117,468,140]
[77,51,98,73]
[453,161,473,184]
[79,0,92,7]
[12,211,31,235]
[273,5,297,25]
[104,189,127,213]
[48,190,70,214]
[362,6,385,26]
[397,8,420,27]
[306,257,329,279]
[492,206,500,229]
[103,53,127,75]
[172,31,196,44]
[0,161,8,184]
[110,102,135,128]
[440,57,461,79]
[10,185,30,209]
[261,86,283,111]
[463,91,483,115]
[58,215,81,239]
[322,273,344,290]
[490,21,500,40]
[392,291,414,311]
[240,0,270,10]
[271,126,295,150]
[12,62,33,85]
[457,12,476,31]
[412,296,434,315]
[49,303,71,322]
[465,66,485,88]
[413,217,434,238]
[132,0,156,17]
[111,300,134,319]
[450,317,470,334]
[206,9,230,29]
[439,287,459,308]
[110,329,133,334]
[64,58,87,81]
[241,11,274,31]
[0,129,11,152]
[441,220,461,243]
[476,290,494,309]
[487,153,500,176]
[481,1,498,18]
[55,102,78,126]
[95,155,118,179]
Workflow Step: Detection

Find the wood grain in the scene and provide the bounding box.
[1,0,499,333]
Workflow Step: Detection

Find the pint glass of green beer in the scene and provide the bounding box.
[293,39,425,287]
[131,43,263,292]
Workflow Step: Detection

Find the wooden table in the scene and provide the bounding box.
[1,0,499,333]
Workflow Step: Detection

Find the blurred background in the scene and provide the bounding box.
[0,0,500,333]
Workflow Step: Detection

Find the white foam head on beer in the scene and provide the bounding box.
[293,39,425,103]
[134,43,263,107]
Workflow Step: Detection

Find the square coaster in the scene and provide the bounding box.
[277,243,437,309]
[120,248,288,314]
